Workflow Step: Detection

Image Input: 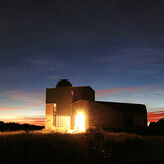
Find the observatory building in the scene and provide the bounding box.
[45,79,147,131]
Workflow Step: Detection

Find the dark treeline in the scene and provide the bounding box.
[137,118,164,136]
[0,121,44,131]
[149,118,164,128]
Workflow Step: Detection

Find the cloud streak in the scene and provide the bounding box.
[0,90,44,107]
[147,111,164,123]
[96,86,143,97]
[2,117,45,126]
[0,90,45,125]
[97,48,164,66]
[95,84,164,98]
[0,107,24,111]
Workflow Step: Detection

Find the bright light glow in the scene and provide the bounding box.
[75,113,85,132]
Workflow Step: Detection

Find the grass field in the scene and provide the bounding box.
[0,130,164,164]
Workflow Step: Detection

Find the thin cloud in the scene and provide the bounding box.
[18,117,45,126]
[96,48,164,68]
[3,117,45,126]
[95,84,164,98]
[96,86,143,97]
[1,90,44,104]
[0,90,44,118]
[27,57,69,71]
[0,107,24,111]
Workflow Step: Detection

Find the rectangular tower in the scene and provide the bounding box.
[45,84,95,130]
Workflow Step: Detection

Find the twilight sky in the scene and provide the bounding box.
[0,0,164,125]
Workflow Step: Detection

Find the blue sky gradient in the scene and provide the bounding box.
[0,0,164,125]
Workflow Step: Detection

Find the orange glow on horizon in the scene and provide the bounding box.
[1,111,164,127]
[1,118,45,126]
[147,111,164,123]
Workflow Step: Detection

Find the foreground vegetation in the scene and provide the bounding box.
[0,130,164,164]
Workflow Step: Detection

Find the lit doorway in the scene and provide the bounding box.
[75,113,85,131]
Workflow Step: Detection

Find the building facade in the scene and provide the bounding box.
[45,79,147,131]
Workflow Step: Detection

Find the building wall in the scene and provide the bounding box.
[72,100,147,130]
[45,88,72,130]
[72,100,123,129]
[71,87,95,102]
[89,102,123,129]
[45,85,147,130]
[45,103,54,130]
[96,101,147,129]
[119,105,147,129]
[45,86,94,130]
[133,114,146,128]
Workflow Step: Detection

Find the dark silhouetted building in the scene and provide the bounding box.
[45,79,147,131]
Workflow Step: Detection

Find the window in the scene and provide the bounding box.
[71,90,74,96]
[53,103,57,126]
[53,103,56,113]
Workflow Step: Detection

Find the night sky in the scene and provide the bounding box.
[0,0,164,125]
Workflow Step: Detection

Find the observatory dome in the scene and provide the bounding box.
[56,79,72,88]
